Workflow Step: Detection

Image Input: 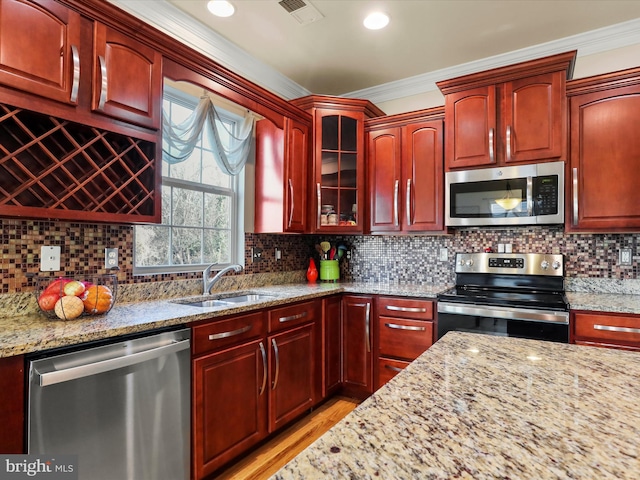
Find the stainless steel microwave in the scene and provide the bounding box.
[445,161,564,227]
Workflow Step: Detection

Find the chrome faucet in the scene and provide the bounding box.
[203,264,243,295]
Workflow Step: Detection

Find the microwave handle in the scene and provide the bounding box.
[526,176,533,216]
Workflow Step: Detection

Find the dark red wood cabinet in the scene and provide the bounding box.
[341,295,374,398]
[0,354,25,453]
[322,295,342,397]
[367,109,444,233]
[572,311,640,351]
[437,51,575,170]
[566,67,640,232]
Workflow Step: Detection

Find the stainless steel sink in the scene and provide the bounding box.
[172,292,277,308]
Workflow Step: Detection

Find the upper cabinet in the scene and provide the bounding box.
[92,23,162,129]
[0,0,81,105]
[255,115,311,233]
[437,51,576,170]
[566,67,640,232]
[366,109,445,233]
[291,95,384,234]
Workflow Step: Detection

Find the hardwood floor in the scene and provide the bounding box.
[215,396,360,480]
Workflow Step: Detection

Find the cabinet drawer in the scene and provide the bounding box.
[192,312,265,356]
[379,317,434,360]
[574,312,640,347]
[378,297,433,320]
[268,300,319,333]
[378,357,410,389]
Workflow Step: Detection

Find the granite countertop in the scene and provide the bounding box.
[273,331,640,479]
[566,291,640,315]
[0,281,450,358]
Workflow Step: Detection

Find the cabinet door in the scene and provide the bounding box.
[314,109,365,233]
[377,357,409,390]
[0,0,81,104]
[0,354,24,453]
[193,339,268,479]
[402,120,444,231]
[92,23,162,129]
[504,72,565,164]
[342,295,374,397]
[368,127,402,233]
[269,323,315,432]
[323,295,342,397]
[284,117,310,232]
[568,84,640,231]
[444,85,497,169]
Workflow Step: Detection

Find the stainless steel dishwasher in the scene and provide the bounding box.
[28,328,191,480]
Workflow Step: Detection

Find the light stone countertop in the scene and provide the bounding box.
[272,331,640,480]
[566,291,640,315]
[0,282,450,358]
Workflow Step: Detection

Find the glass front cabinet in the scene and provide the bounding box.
[291,96,384,233]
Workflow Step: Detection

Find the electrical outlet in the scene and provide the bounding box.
[105,248,119,269]
[252,247,263,262]
[275,247,282,261]
[620,248,632,266]
[439,248,448,262]
[40,246,61,272]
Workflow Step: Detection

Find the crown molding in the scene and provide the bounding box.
[109,1,640,104]
[344,17,640,103]
[108,0,311,100]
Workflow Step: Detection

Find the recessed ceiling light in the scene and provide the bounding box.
[207,0,235,17]
[363,12,389,30]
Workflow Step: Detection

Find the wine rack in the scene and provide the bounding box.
[0,102,159,223]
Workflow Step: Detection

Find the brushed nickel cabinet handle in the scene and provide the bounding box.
[572,167,579,226]
[279,311,307,323]
[489,128,495,163]
[288,178,294,228]
[506,125,512,161]
[406,178,412,226]
[365,302,371,353]
[271,338,280,390]
[316,182,321,228]
[98,55,107,110]
[70,45,80,103]
[258,341,267,396]
[385,322,426,332]
[384,365,403,373]
[385,305,427,313]
[208,324,252,340]
[594,324,640,335]
[394,179,399,227]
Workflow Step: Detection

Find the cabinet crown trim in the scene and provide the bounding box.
[436,51,576,95]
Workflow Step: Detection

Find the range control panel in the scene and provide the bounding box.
[455,253,564,276]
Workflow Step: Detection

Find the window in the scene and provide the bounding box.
[134,86,245,274]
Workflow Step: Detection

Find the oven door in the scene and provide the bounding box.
[437,302,569,343]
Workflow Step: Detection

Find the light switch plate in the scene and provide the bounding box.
[40,246,61,272]
[439,248,448,261]
[105,248,119,269]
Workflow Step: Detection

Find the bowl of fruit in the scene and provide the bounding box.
[37,275,117,320]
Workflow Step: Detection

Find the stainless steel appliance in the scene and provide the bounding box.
[437,253,569,342]
[28,328,191,480]
[445,161,564,227]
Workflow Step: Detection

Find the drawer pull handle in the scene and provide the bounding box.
[208,324,252,340]
[594,324,640,335]
[385,322,426,332]
[385,365,404,373]
[385,305,427,313]
[258,342,267,396]
[279,311,308,323]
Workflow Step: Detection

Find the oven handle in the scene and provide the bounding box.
[437,302,569,324]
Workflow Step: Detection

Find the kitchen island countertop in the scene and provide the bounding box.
[272,331,640,480]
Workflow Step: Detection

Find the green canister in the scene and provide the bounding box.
[319,259,339,282]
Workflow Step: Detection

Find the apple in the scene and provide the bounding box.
[63,280,86,297]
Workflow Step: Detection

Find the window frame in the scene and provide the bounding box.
[133,85,246,276]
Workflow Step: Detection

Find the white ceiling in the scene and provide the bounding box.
[113,0,640,100]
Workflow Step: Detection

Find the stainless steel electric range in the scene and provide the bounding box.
[437,252,569,343]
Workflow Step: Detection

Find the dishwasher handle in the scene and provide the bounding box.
[35,338,190,387]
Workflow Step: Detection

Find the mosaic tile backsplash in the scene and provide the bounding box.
[0,219,637,294]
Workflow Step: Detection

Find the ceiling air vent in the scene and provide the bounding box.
[278,0,324,25]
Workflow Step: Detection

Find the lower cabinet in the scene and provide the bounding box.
[192,300,321,479]
[0,354,24,453]
[323,295,342,397]
[572,311,640,351]
[376,296,434,389]
[341,295,374,398]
